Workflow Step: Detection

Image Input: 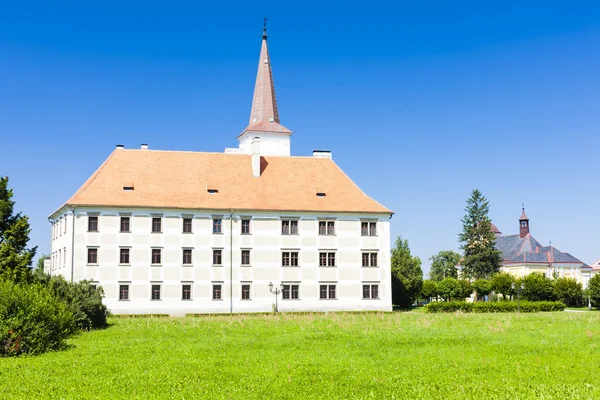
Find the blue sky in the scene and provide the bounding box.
[1,1,599,274]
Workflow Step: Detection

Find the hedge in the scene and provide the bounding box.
[425,301,566,313]
[0,279,77,356]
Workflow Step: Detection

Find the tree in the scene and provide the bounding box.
[429,250,461,281]
[0,177,36,284]
[553,277,583,307]
[33,254,50,283]
[472,278,492,301]
[521,273,555,302]
[437,277,460,302]
[390,236,423,308]
[587,274,600,309]
[456,279,473,301]
[491,272,515,300]
[421,280,438,302]
[458,189,502,279]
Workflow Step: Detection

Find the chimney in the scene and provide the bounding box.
[116,144,124,149]
[251,137,261,177]
[313,150,332,159]
[140,144,148,150]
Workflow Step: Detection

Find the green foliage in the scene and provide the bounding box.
[491,272,515,300]
[458,189,502,279]
[521,273,555,302]
[437,277,459,301]
[390,236,423,307]
[46,276,109,330]
[425,300,566,313]
[0,279,77,356]
[552,277,583,307]
[428,250,461,281]
[587,274,600,309]
[421,280,438,301]
[0,177,37,284]
[33,254,50,283]
[472,278,492,300]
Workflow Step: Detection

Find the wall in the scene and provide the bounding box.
[238,132,290,156]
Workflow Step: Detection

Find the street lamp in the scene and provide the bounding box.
[269,282,284,313]
[511,282,525,314]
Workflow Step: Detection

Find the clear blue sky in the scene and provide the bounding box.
[1,1,599,275]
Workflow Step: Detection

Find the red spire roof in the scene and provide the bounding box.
[520,208,529,220]
[241,25,291,136]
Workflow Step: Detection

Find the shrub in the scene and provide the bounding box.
[0,279,77,356]
[521,273,555,302]
[553,277,583,307]
[588,274,600,309]
[421,280,438,302]
[472,279,492,300]
[425,300,566,313]
[437,278,460,301]
[491,272,515,300]
[47,276,109,330]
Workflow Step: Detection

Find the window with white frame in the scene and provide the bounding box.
[282,251,299,267]
[241,219,251,234]
[241,250,251,266]
[282,284,300,300]
[281,219,298,235]
[182,283,192,300]
[120,216,130,232]
[151,284,161,301]
[213,249,222,265]
[361,221,377,236]
[151,248,162,265]
[362,252,378,267]
[120,248,130,265]
[318,220,335,235]
[87,248,98,264]
[88,216,98,232]
[151,217,162,233]
[183,249,192,265]
[183,218,193,233]
[119,284,130,301]
[363,284,379,299]
[212,218,222,234]
[63,247,66,266]
[241,284,251,300]
[319,284,337,300]
[212,284,222,300]
[319,252,336,267]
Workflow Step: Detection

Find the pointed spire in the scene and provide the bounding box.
[519,205,530,238]
[520,204,528,221]
[241,19,291,136]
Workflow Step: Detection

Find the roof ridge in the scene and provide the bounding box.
[119,148,336,160]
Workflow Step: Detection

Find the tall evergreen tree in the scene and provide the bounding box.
[0,176,36,283]
[458,189,502,279]
[390,236,423,307]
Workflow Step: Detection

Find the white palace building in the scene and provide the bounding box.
[46,26,393,315]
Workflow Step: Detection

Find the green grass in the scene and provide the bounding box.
[2,312,600,399]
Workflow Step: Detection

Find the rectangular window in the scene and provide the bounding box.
[319,252,336,267]
[241,250,251,266]
[213,284,222,300]
[361,222,377,236]
[281,220,298,235]
[88,216,98,232]
[282,251,299,266]
[64,218,67,234]
[241,284,251,300]
[120,217,130,232]
[152,217,162,233]
[151,284,161,301]
[119,284,129,301]
[241,219,251,234]
[213,249,222,265]
[151,249,162,265]
[87,248,98,264]
[363,284,379,299]
[182,284,192,300]
[63,247,67,266]
[120,248,130,264]
[213,218,222,234]
[183,218,192,233]
[320,284,337,300]
[362,252,378,267]
[59,249,61,266]
[183,249,192,265]
[319,220,335,236]
[282,284,300,300]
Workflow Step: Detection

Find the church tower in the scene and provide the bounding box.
[237,20,292,156]
[519,206,530,238]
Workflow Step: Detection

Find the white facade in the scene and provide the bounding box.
[237,131,291,156]
[48,208,392,314]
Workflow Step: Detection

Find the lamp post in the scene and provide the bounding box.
[511,282,525,314]
[589,294,592,311]
[269,282,284,313]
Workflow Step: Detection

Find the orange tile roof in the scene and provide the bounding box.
[56,149,391,215]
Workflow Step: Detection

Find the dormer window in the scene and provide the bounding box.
[123,181,134,191]
[316,192,326,197]
[207,189,218,194]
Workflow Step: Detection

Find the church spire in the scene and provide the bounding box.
[519,205,530,238]
[241,19,292,136]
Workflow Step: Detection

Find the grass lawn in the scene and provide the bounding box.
[2,312,600,399]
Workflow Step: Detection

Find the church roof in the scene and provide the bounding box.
[240,25,291,136]
[590,258,600,271]
[53,148,391,216]
[496,234,583,264]
[490,223,501,234]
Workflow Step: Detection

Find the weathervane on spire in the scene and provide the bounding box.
[263,16,268,39]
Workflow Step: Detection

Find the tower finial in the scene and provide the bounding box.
[263,16,268,39]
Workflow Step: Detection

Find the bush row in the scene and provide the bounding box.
[425,300,566,313]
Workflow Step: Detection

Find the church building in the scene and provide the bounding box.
[494,208,593,287]
[46,25,393,314]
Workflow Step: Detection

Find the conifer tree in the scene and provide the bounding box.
[458,189,502,279]
[0,176,36,283]
[390,236,423,307]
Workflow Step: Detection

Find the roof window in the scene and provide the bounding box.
[316,192,326,197]
[207,189,219,194]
